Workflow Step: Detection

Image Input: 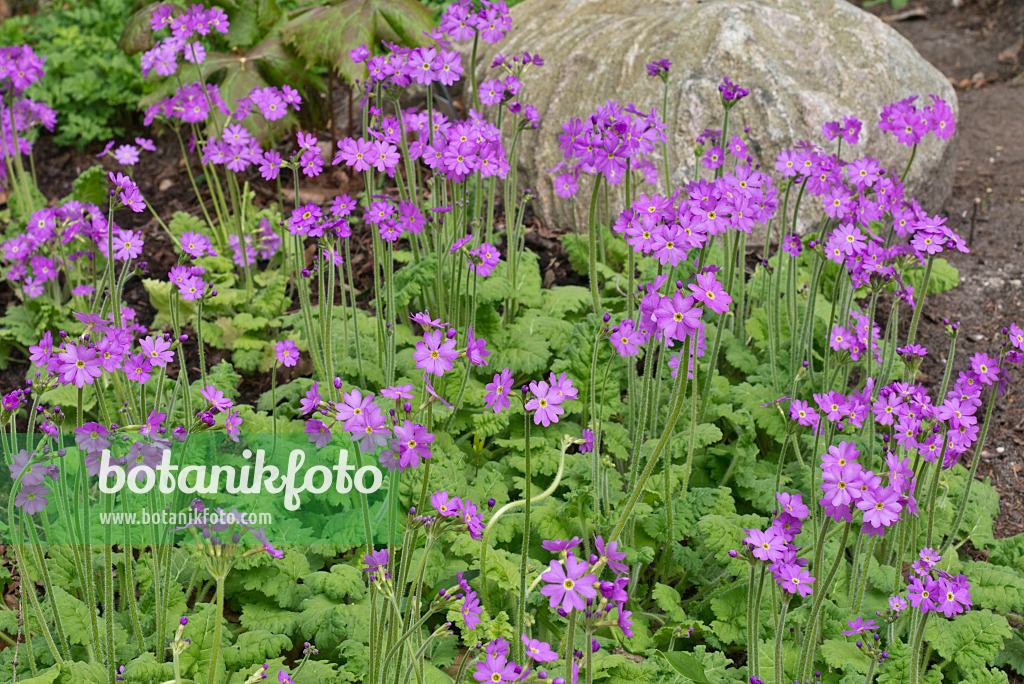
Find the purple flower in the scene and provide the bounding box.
[305,419,332,448]
[466,327,490,367]
[472,654,517,684]
[112,229,144,260]
[688,272,731,315]
[299,382,321,415]
[462,589,483,630]
[275,340,300,367]
[778,565,815,597]
[842,617,879,635]
[542,537,581,552]
[393,420,433,469]
[889,595,908,612]
[857,487,902,530]
[580,428,595,454]
[57,344,103,388]
[431,490,461,517]
[611,319,646,357]
[969,352,999,385]
[718,76,749,105]
[140,335,174,367]
[595,535,628,575]
[457,499,485,539]
[181,231,213,258]
[652,291,703,342]
[645,58,672,78]
[381,384,415,400]
[225,409,242,442]
[200,385,232,412]
[540,554,599,612]
[14,483,49,514]
[907,576,938,613]
[525,380,564,427]
[414,329,458,376]
[114,144,140,166]
[521,635,558,663]
[363,548,390,577]
[744,528,785,562]
[485,368,513,413]
[776,492,809,521]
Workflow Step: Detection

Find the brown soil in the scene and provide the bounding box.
[855,0,1024,538]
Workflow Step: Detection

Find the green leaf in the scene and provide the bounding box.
[239,601,299,636]
[960,561,1024,613]
[303,564,366,602]
[15,666,61,684]
[876,639,941,684]
[961,667,1009,684]
[989,533,1024,573]
[281,0,434,82]
[50,585,98,646]
[56,662,108,684]
[69,165,109,205]
[657,650,710,684]
[223,630,293,670]
[651,583,687,623]
[179,602,228,683]
[821,639,871,674]
[924,609,1012,673]
[994,632,1024,676]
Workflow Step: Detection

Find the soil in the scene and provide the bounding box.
[854,0,1024,540]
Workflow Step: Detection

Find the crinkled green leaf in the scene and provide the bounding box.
[924,609,1011,673]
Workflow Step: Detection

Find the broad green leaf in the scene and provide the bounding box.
[281,0,434,83]
[821,639,871,674]
[657,651,710,684]
[924,609,1011,673]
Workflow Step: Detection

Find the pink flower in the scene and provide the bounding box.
[57,344,103,388]
[539,554,599,612]
[857,487,902,529]
[140,335,174,368]
[305,419,332,448]
[392,420,433,469]
[275,340,300,367]
[200,385,233,413]
[687,272,731,315]
[969,352,999,385]
[485,368,513,413]
[413,330,458,377]
[333,137,373,171]
[525,381,564,427]
[744,527,785,562]
[112,229,144,260]
[611,319,646,357]
[778,565,815,597]
[224,409,242,441]
[652,290,702,342]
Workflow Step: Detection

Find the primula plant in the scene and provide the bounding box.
[0,2,1023,684]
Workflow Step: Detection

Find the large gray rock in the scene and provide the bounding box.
[477,0,958,239]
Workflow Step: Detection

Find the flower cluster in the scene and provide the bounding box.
[743,492,816,597]
[878,94,955,146]
[439,0,513,44]
[556,100,666,187]
[0,45,56,189]
[887,548,973,617]
[142,4,230,77]
[1,202,108,299]
[354,40,464,90]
